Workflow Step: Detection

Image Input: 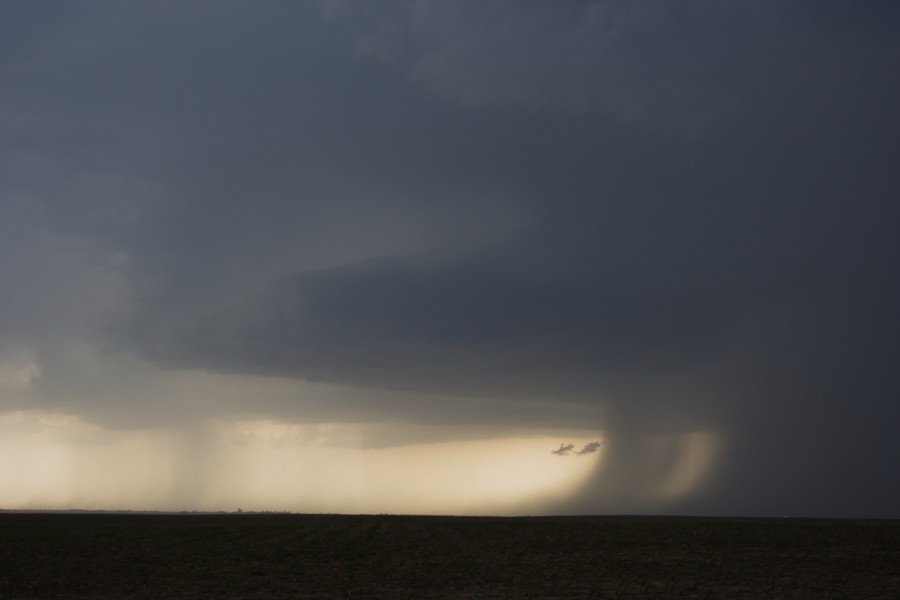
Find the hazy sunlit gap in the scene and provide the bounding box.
[0,411,600,514]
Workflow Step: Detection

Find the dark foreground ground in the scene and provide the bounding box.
[1,513,898,599]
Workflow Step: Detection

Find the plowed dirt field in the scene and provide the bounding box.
[1,513,898,599]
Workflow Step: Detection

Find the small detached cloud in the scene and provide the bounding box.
[577,441,604,455]
[552,441,603,457]
[551,443,575,456]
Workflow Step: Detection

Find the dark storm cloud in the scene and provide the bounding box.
[2,0,899,515]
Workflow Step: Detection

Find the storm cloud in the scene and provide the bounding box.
[1,0,898,517]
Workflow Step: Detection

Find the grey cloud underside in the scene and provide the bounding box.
[144,253,807,425]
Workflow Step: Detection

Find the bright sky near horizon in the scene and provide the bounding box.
[1,0,898,517]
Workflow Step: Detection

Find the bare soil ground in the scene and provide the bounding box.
[1,513,898,599]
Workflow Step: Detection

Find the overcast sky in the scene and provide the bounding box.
[1,0,898,517]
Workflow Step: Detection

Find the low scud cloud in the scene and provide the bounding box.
[0,0,898,516]
[551,441,602,456]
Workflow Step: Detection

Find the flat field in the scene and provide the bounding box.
[1,513,898,599]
